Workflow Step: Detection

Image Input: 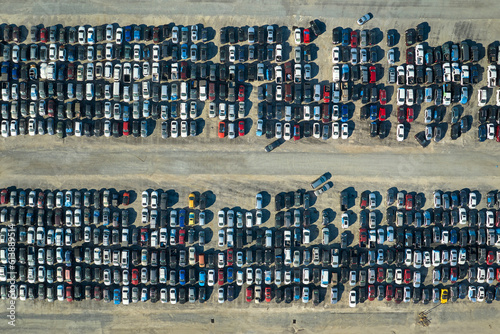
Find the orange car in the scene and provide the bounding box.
[218,121,226,138]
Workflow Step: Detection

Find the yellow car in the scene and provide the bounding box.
[188,212,195,226]
[188,193,196,209]
[440,288,449,304]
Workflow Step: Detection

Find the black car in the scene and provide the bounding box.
[370,121,378,137]
[387,30,396,47]
[332,27,342,44]
[132,121,140,137]
[405,29,415,46]
[219,28,226,44]
[284,287,292,303]
[238,27,245,42]
[416,24,425,42]
[414,131,429,147]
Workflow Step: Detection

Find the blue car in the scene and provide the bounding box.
[68,47,75,62]
[450,229,458,244]
[178,209,185,227]
[113,289,121,304]
[179,270,186,285]
[134,27,141,41]
[341,29,350,46]
[199,271,206,287]
[11,64,19,80]
[294,286,300,300]
[227,268,234,283]
[19,191,26,207]
[342,105,349,122]
[124,26,132,42]
[369,105,377,121]
[180,44,188,60]
[171,103,178,117]
[460,86,468,104]
[65,250,72,266]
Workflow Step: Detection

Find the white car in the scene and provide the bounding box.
[229,46,236,62]
[357,13,373,25]
[397,88,405,105]
[332,122,340,139]
[332,47,340,63]
[349,290,357,308]
[397,124,404,141]
[283,122,291,140]
[294,28,302,44]
[415,44,424,65]
[387,48,395,64]
[341,213,349,228]
[478,88,487,106]
[341,123,348,139]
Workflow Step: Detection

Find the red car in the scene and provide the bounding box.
[369,66,376,83]
[238,120,245,136]
[246,286,253,302]
[496,125,500,142]
[140,228,148,246]
[48,100,55,117]
[379,107,386,121]
[123,121,130,136]
[94,286,102,301]
[67,63,75,80]
[486,251,495,265]
[180,61,188,80]
[394,287,403,304]
[368,285,375,301]
[496,211,500,227]
[385,285,394,301]
[122,192,130,206]
[406,47,415,64]
[0,189,8,204]
[379,89,387,105]
[303,29,311,44]
[497,268,500,282]
[40,28,47,43]
[179,228,185,245]
[406,107,414,123]
[218,121,226,138]
[359,228,367,247]
[265,287,272,302]
[37,192,45,209]
[293,124,300,141]
[350,31,358,48]
[404,269,411,284]
[65,268,72,284]
[450,267,458,283]
[209,82,216,101]
[66,286,73,302]
[377,268,385,283]
[227,248,234,266]
[405,194,413,210]
[218,268,225,285]
[131,269,139,285]
[323,85,331,103]
[321,103,330,123]
[238,85,245,102]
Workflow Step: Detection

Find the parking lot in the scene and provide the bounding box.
[2,0,500,333]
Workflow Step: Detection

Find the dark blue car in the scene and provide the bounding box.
[179,269,186,285]
[179,209,186,227]
[342,105,349,122]
[227,268,234,283]
[342,28,350,46]
[124,26,132,42]
[369,104,378,121]
[11,64,19,80]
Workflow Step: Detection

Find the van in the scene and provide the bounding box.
[142,81,150,99]
[460,41,470,62]
[132,83,139,101]
[113,81,120,101]
[161,84,168,101]
[120,250,129,269]
[180,82,188,101]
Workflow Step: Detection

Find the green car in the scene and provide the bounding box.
[56,121,64,138]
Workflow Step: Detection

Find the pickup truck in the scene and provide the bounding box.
[0,62,8,81]
[488,65,497,88]
[342,82,349,102]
